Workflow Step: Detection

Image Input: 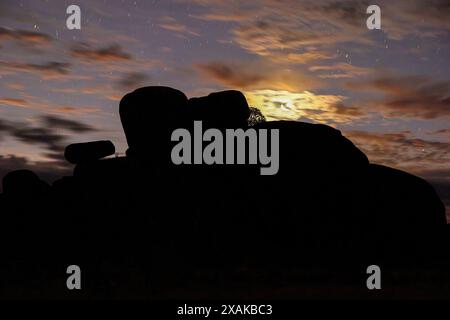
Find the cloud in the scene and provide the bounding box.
[70,43,132,62]
[385,0,450,38]
[190,0,450,61]
[0,26,52,43]
[0,116,97,163]
[346,75,450,119]
[429,128,450,138]
[159,16,200,37]
[115,72,149,90]
[244,89,362,124]
[309,63,370,79]
[0,61,70,78]
[189,0,368,59]
[232,19,357,57]
[0,97,28,108]
[346,130,450,168]
[0,92,102,114]
[5,83,25,90]
[196,61,321,91]
[270,51,336,64]
[12,127,64,152]
[52,107,100,114]
[0,119,13,134]
[41,116,96,133]
[331,102,365,117]
[196,62,265,88]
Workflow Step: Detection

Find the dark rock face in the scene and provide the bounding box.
[2,169,49,196]
[0,86,448,299]
[188,90,250,128]
[253,120,369,177]
[64,140,115,164]
[119,86,189,159]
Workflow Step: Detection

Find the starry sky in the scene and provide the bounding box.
[0,0,449,218]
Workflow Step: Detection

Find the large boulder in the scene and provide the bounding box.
[187,90,250,128]
[119,86,189,159]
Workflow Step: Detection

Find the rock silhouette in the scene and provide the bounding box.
[187,90,250,129]
[2,169,49,196]
[64,140,115,164]
[0,86,448,299]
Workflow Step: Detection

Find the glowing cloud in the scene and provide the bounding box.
[245,89,358,124]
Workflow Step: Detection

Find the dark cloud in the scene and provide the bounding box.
[0,26,52,43]
[434,128,450,135]
[315,0,370,25]
[0,61,71,77]
[11,126,67,164]
[70,43,132,62]
[0,119,14,134]
[26,62,70,75]
[116,72,149,90]
[13,126,64,147]
[0,116,97,164]
[346,75,450,119]
[332,103,364,117]
[196,62,265,88]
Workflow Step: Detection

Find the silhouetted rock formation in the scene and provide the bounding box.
[64,140,115,164]
[2,169,49,196]
[0,86,448,299]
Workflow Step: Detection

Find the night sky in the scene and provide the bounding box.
[0,0,449,219]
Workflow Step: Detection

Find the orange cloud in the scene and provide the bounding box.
[0,61,70,77]
[159,16,200,37]
[196,61,321,91]
[71,43,132,62]
[0,27,52,43]
[346,75,450,119]
[0,97,29,108]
